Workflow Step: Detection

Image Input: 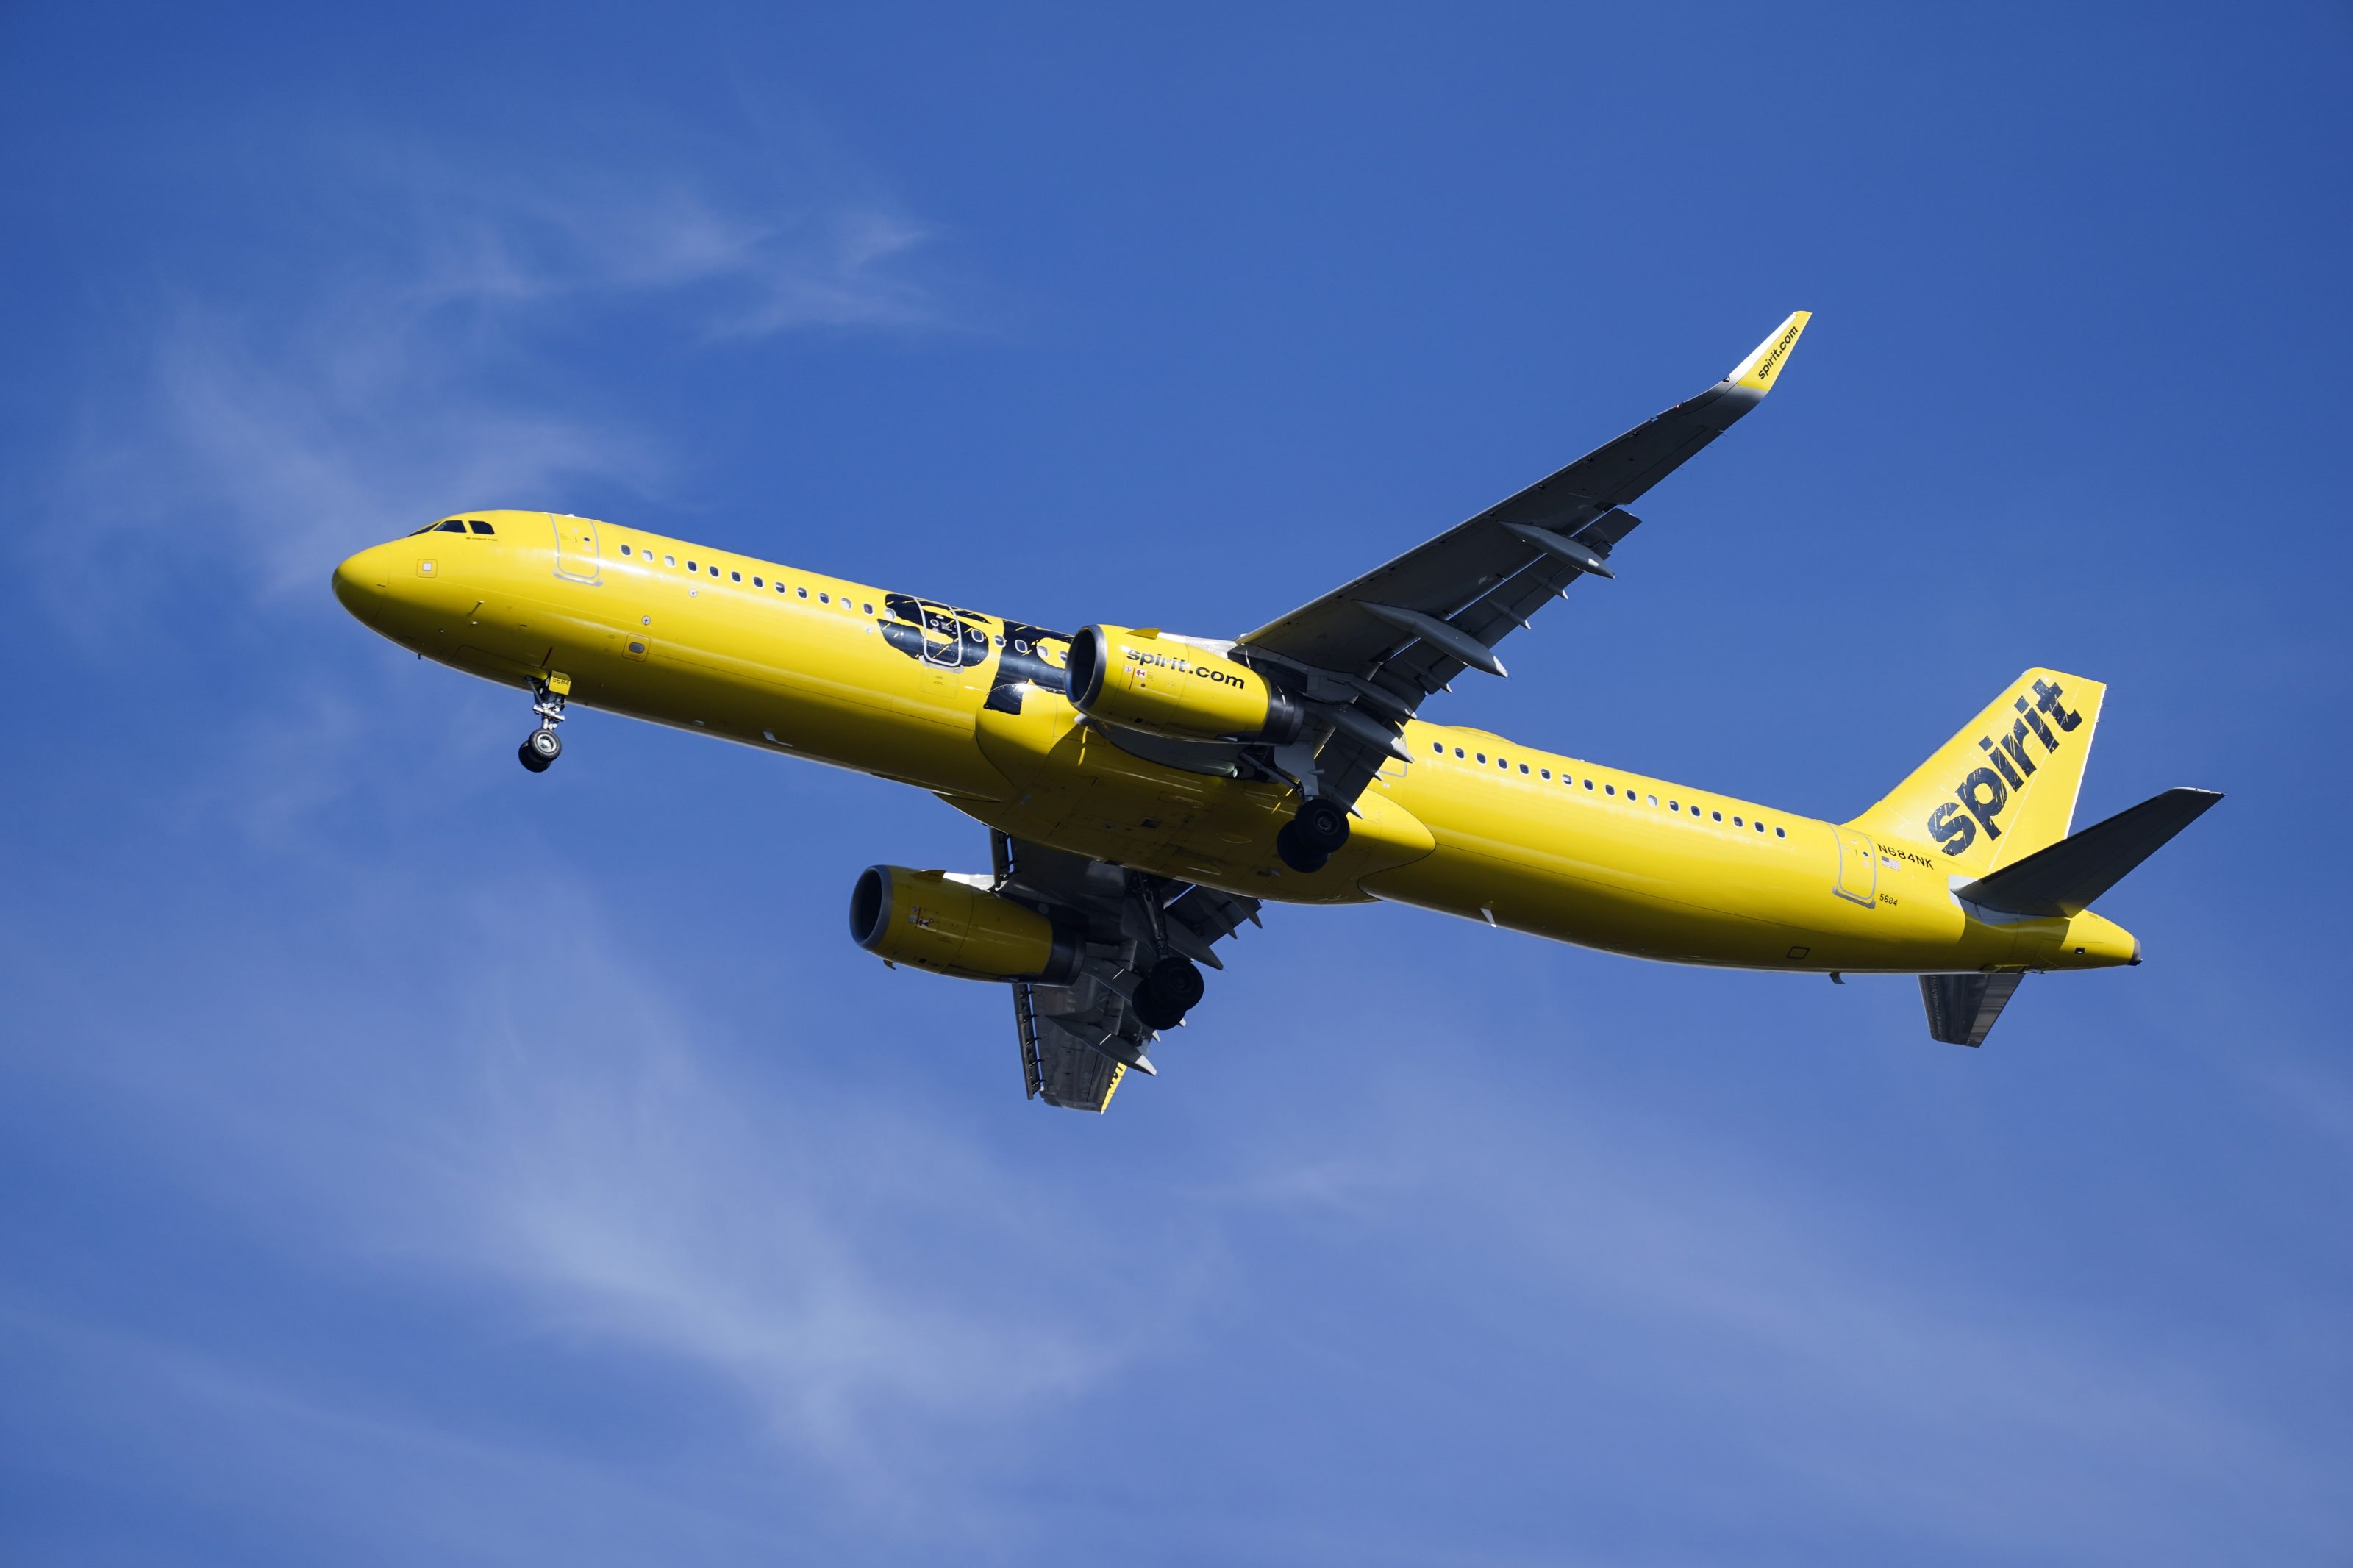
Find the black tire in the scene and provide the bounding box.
[518,742,552,773]
[527,727,563,762]
[1133,989,1185,1032]
[1274,820,1329,874]
[1144,956,1204,1012]
[1295,796,1349,853]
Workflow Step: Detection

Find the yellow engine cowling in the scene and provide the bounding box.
[849,866,1084,984]
[1066,625,1304,743]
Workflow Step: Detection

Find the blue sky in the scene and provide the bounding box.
[3,4,2348,1562]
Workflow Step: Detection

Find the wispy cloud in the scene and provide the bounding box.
[35,129,953,619]
[43,856,1201,1540]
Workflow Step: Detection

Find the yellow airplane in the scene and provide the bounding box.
[332,313,2218,1111]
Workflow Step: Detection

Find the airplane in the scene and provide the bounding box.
[331,312,2220,1112]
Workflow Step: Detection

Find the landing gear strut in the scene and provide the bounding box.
[1275,795,1349,873]
[518,676,568,773]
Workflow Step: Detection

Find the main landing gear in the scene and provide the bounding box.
[1274,795,1350,874]
[1132,954,1206,1032]
[518,676,569,773]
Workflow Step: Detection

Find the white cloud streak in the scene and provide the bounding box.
[37,132,951,617]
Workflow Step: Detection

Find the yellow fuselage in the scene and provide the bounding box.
[332,512,2137,976]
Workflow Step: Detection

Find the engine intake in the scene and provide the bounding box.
[849,866,1084,984]
[1066,625,1304,744]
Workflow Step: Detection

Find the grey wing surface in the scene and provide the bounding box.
[1239,312,1810,808]
[995,833,1262,1114]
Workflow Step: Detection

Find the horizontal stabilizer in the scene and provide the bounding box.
[1921,970,2027,1047]
[1956,787,2222,918]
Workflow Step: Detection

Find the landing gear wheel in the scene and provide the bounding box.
[1294,797,1350,854]
[518,741,552,773]
[526,727,563,763]
[1133,956,1204,1031]
[1275,821,1329,874]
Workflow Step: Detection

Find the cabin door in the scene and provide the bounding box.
[551,513,601,584]
[1832,827,1878,908]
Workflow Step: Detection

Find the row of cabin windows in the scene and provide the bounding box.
[614,541,1035,653]
[1428,740,1787,837]
[411,518,496,535]
[615,543,873,613]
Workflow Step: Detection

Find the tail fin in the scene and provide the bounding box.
[1849,669,2107,878]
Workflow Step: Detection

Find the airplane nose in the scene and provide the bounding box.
[331,543,395,620]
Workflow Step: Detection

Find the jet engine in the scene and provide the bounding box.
[849,865,1084,984]
[1065,625,1304,744]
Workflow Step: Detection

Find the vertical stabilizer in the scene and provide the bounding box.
[1849,669,2106,878]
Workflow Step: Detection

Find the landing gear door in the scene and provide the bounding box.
[1833,826,1878,908]
[551,513,601,584]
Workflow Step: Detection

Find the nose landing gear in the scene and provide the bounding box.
[518,674,571,773]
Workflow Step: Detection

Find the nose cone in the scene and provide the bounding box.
[331,543,397,624]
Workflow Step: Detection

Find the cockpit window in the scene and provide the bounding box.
[468,520,494,535]
[435,520,467,533]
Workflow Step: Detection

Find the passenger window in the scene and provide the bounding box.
[1431,742,1444,756]
[1668,800,1679,811]
[1733,816,1744,827]
[863,602,874,614]
[753,576,763,587]
[797,587,808,598]
[1646,794,1657,806]
[1755,820,1766,832]
[1476,753,1487,764]
[731,570,742,582]
[687,559,697,571]
[664,554,676,567]
[709,565,719,577]
[620,544,632,556]
[1584,779,1593,790]
[436,520,466,532]
[1605,784,1615,796]
[1540,769,1550,780]
[1519,763,1530,774]
[1453,747,1464,758]
[468,520,494,535]
[819,593,830,604]
[1711,809,1722,821]
[1775,826,1787,838]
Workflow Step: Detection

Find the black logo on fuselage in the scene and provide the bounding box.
[876,592,1071,715]
[1925,677,2082,856]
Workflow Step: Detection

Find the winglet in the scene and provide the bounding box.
[1725,311,1811,394]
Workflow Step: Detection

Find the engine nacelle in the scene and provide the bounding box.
[1065,625,1304,743]
[849,865,1084,984]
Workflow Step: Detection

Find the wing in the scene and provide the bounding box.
[993,832,1262,1113]
[1240,313,1810,806]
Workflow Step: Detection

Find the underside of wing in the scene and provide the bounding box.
[993,832,1262,1113]
[1234,313,1809,808]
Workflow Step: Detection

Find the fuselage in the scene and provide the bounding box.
[332,509,2137,977]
